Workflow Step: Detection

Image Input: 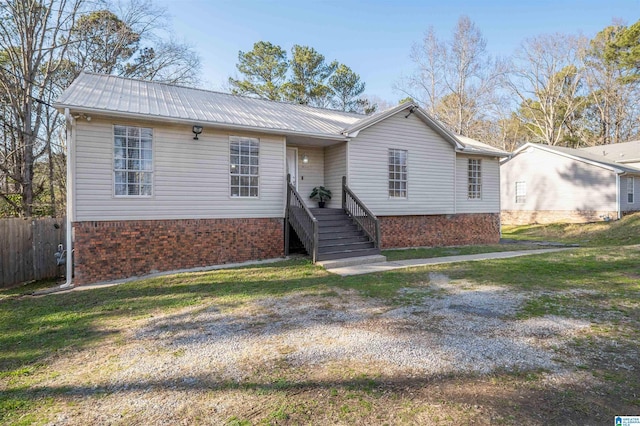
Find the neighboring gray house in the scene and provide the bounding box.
[501,143,640,225]
[55,72,507,285]
[580,140,640,169]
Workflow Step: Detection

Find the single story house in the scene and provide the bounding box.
[55,72,507,285]
[501,142,640,225]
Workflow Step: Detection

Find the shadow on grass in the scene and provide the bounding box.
[0,368,634,425]
[1,249,640,423]
[502,212,640,247]
[2,248,639,373]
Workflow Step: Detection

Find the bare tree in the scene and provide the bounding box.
[398,16,503,141]
[582,24,640,145]
[66,0,200,85]
[507,33,588,146]
[397,27,446,117]
[0,0,83,217]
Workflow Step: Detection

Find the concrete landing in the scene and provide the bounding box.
[324,248,573,276]
[316,254,387,269]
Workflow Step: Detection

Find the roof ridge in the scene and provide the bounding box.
[522,143,640,173]
[78,72,367,118]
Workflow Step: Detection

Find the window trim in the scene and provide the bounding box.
[515,181,526,204]
[628,176,635,204]
[467,158,482,200]
[112,124,154,198]
[388,148,408,199]
[229,136,260,198]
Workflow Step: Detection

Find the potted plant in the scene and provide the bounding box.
[310,186,332,208]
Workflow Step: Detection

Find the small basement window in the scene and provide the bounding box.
[515,181,526,203]
[113,125,153,196]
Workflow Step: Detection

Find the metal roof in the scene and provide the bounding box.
[54,73,507,157]
[455,135,509,156]
[54,72,365,138]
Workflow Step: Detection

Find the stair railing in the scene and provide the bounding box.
[285,174,319,262]
[342,176,381,248]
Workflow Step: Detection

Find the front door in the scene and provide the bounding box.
[286,147,298,189]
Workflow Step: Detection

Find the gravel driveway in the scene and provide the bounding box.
[45,272,593,425]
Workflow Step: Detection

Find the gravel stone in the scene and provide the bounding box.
[43,274,595,424]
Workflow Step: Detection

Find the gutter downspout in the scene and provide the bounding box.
[61,108,75,289]
[616,173,621,220]
[453,153,457,214]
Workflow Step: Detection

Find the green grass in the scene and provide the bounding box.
[0,278,62,301]
[2,217,640,424]
[382,243,543,261]
[502,211,640,247]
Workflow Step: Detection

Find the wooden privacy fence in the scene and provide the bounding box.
[0,217,66,288]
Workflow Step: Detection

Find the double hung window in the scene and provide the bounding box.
[388,149,407,198]
[114,125,153,196]
[230,137,259,197]
[468,159,482,199]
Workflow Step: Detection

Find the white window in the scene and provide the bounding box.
[114,125,153,196]
[388,149,407,198]
[468,159,482,199]
[230,136,259,197]
[629,177,635,204]
[515,181,526,204]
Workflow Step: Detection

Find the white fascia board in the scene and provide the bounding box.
[456,148,509,158]
[342,102,414,136]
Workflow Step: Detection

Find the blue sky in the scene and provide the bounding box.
[156,0,639,103]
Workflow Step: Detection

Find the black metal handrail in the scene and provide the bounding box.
[342,176,381,248]
[285,174,319,262]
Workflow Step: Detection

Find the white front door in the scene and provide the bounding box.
[286,147,298,189]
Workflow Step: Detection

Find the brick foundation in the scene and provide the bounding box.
[501,210,619,225]
[379,213,500,249]
[73,218,284,285]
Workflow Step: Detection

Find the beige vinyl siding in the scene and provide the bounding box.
[324,143,347,209]
[620,175,639,212]
[74,117,285,221]
[348,112,455,215]
[501,147,617,212]
[456,155,501,213]
[289,145,324,208]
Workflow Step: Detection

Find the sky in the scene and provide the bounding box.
[155,0,639,103]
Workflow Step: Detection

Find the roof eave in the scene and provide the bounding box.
[342,102,464,150]
[514,143,628,173]
[457,148,509,157]
[53,103,349,141]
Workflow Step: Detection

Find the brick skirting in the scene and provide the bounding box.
[378,213,500,249]
[501,210,619,225]
[73,218,284,285]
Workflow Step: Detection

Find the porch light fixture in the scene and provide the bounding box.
[302,154,309,164]
[192,125,203,140]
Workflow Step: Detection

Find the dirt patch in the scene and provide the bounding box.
[27,274,611,425]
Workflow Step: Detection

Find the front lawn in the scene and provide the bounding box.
[382,242,544,261]
[1,222,639,424]
[502,211,640,247]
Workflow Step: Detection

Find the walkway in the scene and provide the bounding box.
[325,248,573,276]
